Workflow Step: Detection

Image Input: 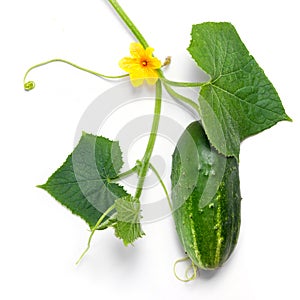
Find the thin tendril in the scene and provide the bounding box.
[76,204,116,265]
[23,58,128,91]
[173,257,198,282]
[149,163,172,210]
[185,261,198,281]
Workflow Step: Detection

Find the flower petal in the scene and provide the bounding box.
[145,47,155,57]
[130,43,145,58]
[148,57,162,69]
[119,57,140,73]
[120,43,161,87]
[144,68,159,85]
[129,72,144,87]
[145,77,158,85]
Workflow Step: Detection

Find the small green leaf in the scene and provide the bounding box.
[114,196,144,246]
[188,22,291,158]
[38,132,128,228]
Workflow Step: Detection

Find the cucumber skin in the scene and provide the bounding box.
[171,121,241,270]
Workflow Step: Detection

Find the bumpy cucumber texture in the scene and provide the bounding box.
[171,121,241,269]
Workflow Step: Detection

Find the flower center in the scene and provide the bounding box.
[141,60,148,67]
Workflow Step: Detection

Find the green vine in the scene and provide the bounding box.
[26,0,290,282]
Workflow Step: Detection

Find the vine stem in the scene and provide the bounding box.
[108,0,149,49]
[134,80,162,199]
[109,0,164,200]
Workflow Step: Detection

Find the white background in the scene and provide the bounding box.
[1,0,300,299]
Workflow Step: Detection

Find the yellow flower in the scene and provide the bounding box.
[119,43,162,87]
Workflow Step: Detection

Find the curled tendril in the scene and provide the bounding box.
[173,256,198,282]
[23,58,129,92]
[24,81,35,91]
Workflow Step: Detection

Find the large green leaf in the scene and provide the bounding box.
[38,132,128,228]
[188,22,291,158]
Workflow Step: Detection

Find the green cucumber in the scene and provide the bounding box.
[171,121,241,270]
